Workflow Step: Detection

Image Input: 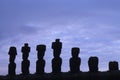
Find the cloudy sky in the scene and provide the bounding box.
[0,0,120,75]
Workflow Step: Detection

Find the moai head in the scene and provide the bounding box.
[109,61,119,71]
[8,46,17,56]
[55,39,60,42]
[88,56,99,72]
[36,44,46,57]
[24,43,28,47]
[71,47,80,58]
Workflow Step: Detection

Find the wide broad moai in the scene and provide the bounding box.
[109,61,119,71]
[88,56,99,72]
[69,47,81,73]
[8,46,17,76]
[36,44,46,74]
[21,43,30,75]
[52,39,62,73]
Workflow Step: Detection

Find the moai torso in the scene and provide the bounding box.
[52,57,62,73]
[21,60,30,75]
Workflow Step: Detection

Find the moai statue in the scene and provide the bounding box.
[21,43,30,60]
[69,47,81,73]
[109,61,119,71]
[51,39,62,73]
[21,43,30,75]
[88,56,99,72]
[8,46,17,76]
[36,45,46,74]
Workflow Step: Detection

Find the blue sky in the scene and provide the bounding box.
[0,0,120,75]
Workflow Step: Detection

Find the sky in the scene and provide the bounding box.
[0,0,120,75]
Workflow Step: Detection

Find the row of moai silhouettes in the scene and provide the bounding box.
[8,39,120,76]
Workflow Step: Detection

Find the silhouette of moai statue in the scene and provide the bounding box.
[36,44,46,74]
[69,47,81,73]
[21,43,30,75]
[8,46,17,76]
[52,39,62,73]
[109,61,119,71]
[88,56,99,72]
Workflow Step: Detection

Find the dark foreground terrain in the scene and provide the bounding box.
[0,71,120,80]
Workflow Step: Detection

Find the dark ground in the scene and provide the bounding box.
[0,71,120,80]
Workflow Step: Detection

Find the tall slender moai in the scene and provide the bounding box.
[8,46,17,76]
[88,56,99,72]
[36,44,46,74]
[21,43,30,75]
[51,39,62,73]
[69,47,81,73]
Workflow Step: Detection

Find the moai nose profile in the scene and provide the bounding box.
[109,61,119,71]
[69,47,81,73]
[88,56,99,72]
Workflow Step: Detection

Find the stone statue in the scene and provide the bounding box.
[69,47,81,73]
